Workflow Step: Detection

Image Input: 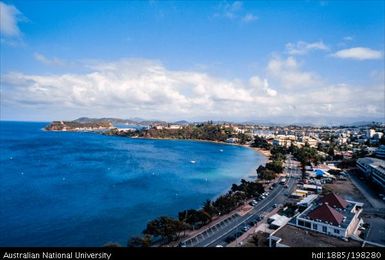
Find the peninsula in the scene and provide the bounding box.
[45,120,113,131]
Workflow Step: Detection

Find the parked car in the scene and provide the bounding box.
[272,204,278,208]
[242,225,251,232]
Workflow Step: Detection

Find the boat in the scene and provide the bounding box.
[190,160,196,164]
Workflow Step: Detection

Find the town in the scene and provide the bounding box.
[97,119,385,248]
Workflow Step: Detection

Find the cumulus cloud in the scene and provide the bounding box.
[1,58,383,121]
[285,41,329,55]
[0,2,23,37]
[333,47,383,60]
[267,56,319,88]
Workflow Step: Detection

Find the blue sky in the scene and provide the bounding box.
[1,0,384,124]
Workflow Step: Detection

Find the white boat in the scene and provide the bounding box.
[219,149,223,152]
[190,160,196,164]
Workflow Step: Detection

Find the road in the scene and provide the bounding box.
[181,155,299,247]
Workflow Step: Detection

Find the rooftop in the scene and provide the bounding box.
[298,194,357,229]
[308,203,344,225]
[357,157,385,168]
[320,193,348,209]
[272,224,362,247]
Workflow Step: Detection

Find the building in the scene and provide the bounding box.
[297,194,318,208]
[376,145,385,159]
[267,214,290,229]
[367,129,376,138]
[167,124,182,130]
[226,137,239,143]
[292,193,363,239]
[356,157,385,191]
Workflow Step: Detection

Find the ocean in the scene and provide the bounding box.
[0,121,265,246]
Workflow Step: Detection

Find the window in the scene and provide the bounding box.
[313,223,318,230]
[334,229,340,234]
[322,226,327,233]
[304,221,311,228]
[298,220,304,226]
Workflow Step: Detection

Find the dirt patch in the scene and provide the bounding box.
[323,179,368,204]
[274,225,363,247]
[242,231,270,247]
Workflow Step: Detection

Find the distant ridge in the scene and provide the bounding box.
[62,116,385,127]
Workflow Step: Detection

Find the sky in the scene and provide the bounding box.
[0,0,384,124]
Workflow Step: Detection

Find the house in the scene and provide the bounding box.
[356,157,385,191]
[226,137,239,143]
[292,193,363,239]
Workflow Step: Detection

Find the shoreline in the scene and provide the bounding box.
[130,136,270,158]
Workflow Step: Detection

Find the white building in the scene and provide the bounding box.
[376,145,385,159]
[367,129,376,138]
[293,193,363,238]
[357,157,385,191]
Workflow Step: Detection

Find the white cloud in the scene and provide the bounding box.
[333,47,383,60]
[267,56,319,88]
[249,76,277,97]
[34,53,66,66]
[242,13,258,23]
[285,41,329,55]
[0,2,23,37]
[214,1,257,23]
[2,58,383,122]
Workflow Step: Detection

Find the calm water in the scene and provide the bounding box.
[0,121,265,246]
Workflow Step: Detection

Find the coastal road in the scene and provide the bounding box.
[181,156,298,247]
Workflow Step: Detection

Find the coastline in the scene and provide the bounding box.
[130,136,270,158]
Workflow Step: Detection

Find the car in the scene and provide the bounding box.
[272,204,278,208]
[362,223,370,228]
[224,235,235,243]
[284,184,289,188]
[215,245,223,247]
[255,215,263,221]
[242,225,251,232]
[248,220,256,226]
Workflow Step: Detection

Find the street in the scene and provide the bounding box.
[181,155,299,247]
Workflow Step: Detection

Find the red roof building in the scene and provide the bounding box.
[308,203,344,226]
[319,193,348,209]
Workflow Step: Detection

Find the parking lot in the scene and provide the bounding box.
[181,213,240,247]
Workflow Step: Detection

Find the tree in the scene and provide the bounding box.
[202,199,217,218]
[143,216,188,243]
[178,209,211,230]
[265,160,283,173]
[127,235,152,247]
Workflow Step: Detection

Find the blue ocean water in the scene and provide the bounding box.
[0,121,265,246]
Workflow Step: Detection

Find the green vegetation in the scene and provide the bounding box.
[251,136,272,150]
[178,209,211,230]
[252,139,287,180]
[128,179,264,246]
[45,121,112,131]
[104,123,252,144]
[142,216,188,243]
